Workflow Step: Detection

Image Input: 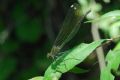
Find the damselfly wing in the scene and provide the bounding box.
[47,3,90,59]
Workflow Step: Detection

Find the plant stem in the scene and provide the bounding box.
[91,23,106,70]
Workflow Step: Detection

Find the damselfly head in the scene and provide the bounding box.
[70,3,81,17]
[47,46,61,59]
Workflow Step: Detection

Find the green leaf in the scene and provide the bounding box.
[100,50,120,80]
[29,76,43,80]
[109,21,120,40]
[86,10,120,23]
[96,10,120,22]
[106,50,120,70]
[100,67,112,80]
[89,10,120,35]
[44,39,108,80]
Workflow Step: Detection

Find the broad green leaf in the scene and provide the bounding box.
[106,50,120,70]
[100,50,120,80]
[44,39,108,80]
[29,76,43,80]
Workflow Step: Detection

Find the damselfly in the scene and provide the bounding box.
[47,3,90,59]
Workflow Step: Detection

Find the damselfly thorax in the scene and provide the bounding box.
[47,46,61,58]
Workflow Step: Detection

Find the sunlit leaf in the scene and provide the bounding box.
[100,50,120,80]
[44,39,108,80]
[29,76,43,80]
[100,67,112,80]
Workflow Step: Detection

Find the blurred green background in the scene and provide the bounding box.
[0,0,120,80]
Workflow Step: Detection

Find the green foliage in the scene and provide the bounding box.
[1,0,120,80]
[109,21,120,39]
[31,39,108,80]
[12,4,28,24]
[0,40,19,54]
[100,50,120,80]
[78,0,102,19]
[0,58,16,80]
[15,19,43,43]
[15,66,40,80]
[87,9,120,80]
[89,10,120,37]
[29,76,43,80]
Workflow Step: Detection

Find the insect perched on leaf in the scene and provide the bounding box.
[47,3,90,59]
